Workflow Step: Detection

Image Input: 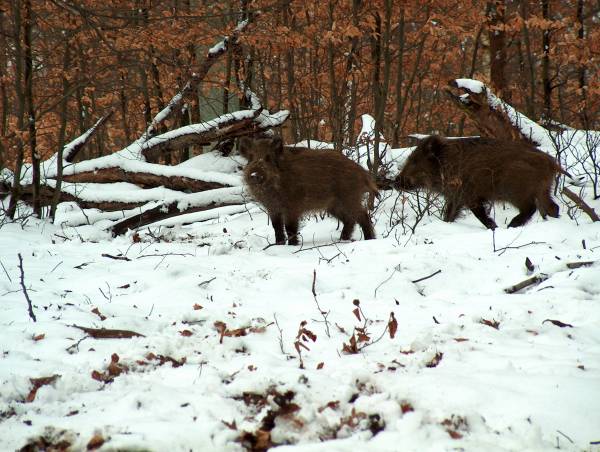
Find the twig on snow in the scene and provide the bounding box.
[136,252,194,259]
[375,265,399,297]
[273,313,286,355]
[411,269,442,284]
[198,276,216,288]
[101,253,131,261]
[566,261,595,269]
[49,261,63,273]
[98,283,112,302]
[312,270,331,338]
[0,259,12,282]
[65,335,89,353]
[71,324,145,338]
[504,273,549,294]
[556,430,574,444]
[293,241,341,254]
[17,253,36,322]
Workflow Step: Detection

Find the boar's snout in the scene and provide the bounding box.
[248,169,265,184]
[394,174,416,191]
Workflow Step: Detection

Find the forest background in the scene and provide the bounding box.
[1,0,599,184]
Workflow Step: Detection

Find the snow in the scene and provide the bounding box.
[1,173,600,450]
[208,40,226,56]
[454,79,485,94]
[208,19,248,56]
[63,116,107,162]
[142,91,185,140]
[1,90,600,450]
[357,114,386,144]
[40,180,244,210]
[289,140,335,150]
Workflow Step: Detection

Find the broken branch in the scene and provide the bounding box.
[562,187,600,222]
[17,253,36,322]
[71,324,145,339]
[504,273,549,294]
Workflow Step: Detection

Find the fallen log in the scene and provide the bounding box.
[19,185,143,211]
[445,79,537,146]
[71,324,145,339]
[110,199,243,236]
[504,274,549,294]
[142,19,252,142]
[2,17,286,233]
[64,112,114,163]
[141,113,259,161]
[107,186,246,235]
[62,168,226,192]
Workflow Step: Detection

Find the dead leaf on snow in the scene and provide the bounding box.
[86,433,105,450]
[425,352,443,368]
[26,375,61,402]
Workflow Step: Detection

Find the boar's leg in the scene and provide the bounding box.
[469,202,498,230]
[270,213,286,245]
[327,207,354,241]
[507,202,537,228]
[443,199,462,222]
[358,211,375,240]
[340,221,356,241]
[537,192,560,219]
[285,216,300,245]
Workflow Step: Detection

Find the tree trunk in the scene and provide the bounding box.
[371,0,393,180]
[519,0,536,119]
[0,7,8,172]
[576,0,587,127]
[487,0,508,101]
[50,41,71,221]
[392,6,405,147]
[541,0,552,123]
[7,0,25,219]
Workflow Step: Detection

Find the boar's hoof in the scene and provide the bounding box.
[287,235,300,246]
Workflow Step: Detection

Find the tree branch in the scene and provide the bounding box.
[17,253,36,322]
[562,187,600,222]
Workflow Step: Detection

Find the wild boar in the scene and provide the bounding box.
[240,137,377,245]
[394,135,562,229]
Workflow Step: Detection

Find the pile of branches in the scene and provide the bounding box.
[1,19,289,236]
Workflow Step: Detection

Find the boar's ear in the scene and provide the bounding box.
[421,135,444,159]
[238,137,254,159]
[269,136,284,156]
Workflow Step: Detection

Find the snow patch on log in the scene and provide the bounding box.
[175,186,245,211]
[288,140,334,150]
[27,154,242,188]
[255,109,289,128]
[454,78,484,94]
[151,204,251,228]
[40,178,244,208]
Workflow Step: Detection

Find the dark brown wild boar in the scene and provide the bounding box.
[394,135,562,229]
[240,137,377,245]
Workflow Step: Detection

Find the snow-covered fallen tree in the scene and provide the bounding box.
[1,19,289,235]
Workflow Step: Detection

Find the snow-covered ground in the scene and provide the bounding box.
[1,184,599,450]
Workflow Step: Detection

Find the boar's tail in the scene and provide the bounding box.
[366,175,380,196]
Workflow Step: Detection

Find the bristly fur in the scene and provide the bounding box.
[394,135,562,229]
[240,137,377,245]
